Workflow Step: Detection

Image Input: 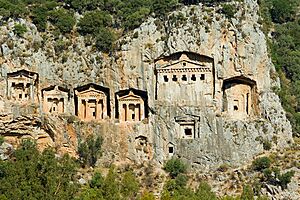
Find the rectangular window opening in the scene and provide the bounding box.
[163,75,169,82]
[169,146,174,154]
[182,75,187,81]
[191,74,196,81]
[200,74,205,80]
[172,75,177,82]
[185,128,192,136]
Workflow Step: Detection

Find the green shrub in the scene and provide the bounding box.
[240,185,254,200]
[95,28,115,53]
[270,0,298,23]
[14,24,27,36]
[140,191,155,200]
[222,4,236,19]
[78,10,112,36]
[252,157,271,171]
[164,158,187,178]
[121,171,139,199]
[49,9,75,34]
[78,135,103,167]
[263,140,272,150]
[0,140,78,200]
[195,181,217,200]
[278,170,295,189]
[0,136,4,145]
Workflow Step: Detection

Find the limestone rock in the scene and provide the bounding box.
[0,0,293,171]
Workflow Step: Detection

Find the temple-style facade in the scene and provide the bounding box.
[116,89,148,122]
[155,52,214,105]
[222,76,258,119]
[175,115,200,139]
[42,86,69,114]
[7,69,38,103]
[75,83,110,121]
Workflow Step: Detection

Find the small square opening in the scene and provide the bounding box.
[163,75,169,82]
[185,128,192,136]
[200,74,205,80]
[172,75,177,81]
[182,75,187,81]
[19,94,22,99]
[169,146,174,154]
[191,74,196,81]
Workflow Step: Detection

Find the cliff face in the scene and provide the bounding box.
[0,0,293,169]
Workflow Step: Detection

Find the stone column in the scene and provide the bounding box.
[140,100,144,121]
[102,98,107,119]
[30,81,34,102]
[122,103,127,121]
[43,95,48,113]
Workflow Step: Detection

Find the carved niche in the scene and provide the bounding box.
[222,76,258,119]
[116,89,148,122]
[175,115,200,139]
[42,86,69,114]
[155,52,215,105]
[7,69,38,103]
[75,83,110,121]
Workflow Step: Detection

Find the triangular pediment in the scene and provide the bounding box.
[119,91,142,100]
[78,88,105,95]
[157,60,205,70]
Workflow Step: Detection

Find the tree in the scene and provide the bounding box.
[121,171,139,199]
[0,140,78,200]
[95,28,115,53]
[78,135,103,167]
[164,158,187,178]
[49,8,75,34]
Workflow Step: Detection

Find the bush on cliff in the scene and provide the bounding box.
[0,140,78,200]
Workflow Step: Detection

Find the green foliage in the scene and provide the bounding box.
[140,191,155,200]
[0,136,4,146]
[252,157,272,171]
[270,0,298,23]
[0,0,28,19]
[95,28,115,53]
[221,4,236,19]
[258,0,300,136]
[0,140,78,200]
[262,166,294,190]
[121,171,139,199]
[78,135,103,167]
[240,185,254,200]
[152,0,178,17]
[195,181,217,200]
[13,24,27,36]
[164,158,187,178]
[262,140,272,150]
[277,170,295,189]
[102,167,121,200]
[49,8,75,34]
[78,10,112,36]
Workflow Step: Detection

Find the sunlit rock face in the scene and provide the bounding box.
[0,0,292,169]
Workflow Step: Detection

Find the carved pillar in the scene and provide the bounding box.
[30,81,34,101]
[102,98,107,119]
[140,100,144,121]
[134,103,141,121]
[97,99,101,119]
[122,103,127,121]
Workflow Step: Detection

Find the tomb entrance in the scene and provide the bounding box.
[75,83,110,121]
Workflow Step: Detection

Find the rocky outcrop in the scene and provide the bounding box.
[0,0,293,170]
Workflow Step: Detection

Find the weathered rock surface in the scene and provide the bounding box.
[0,0,293,172]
